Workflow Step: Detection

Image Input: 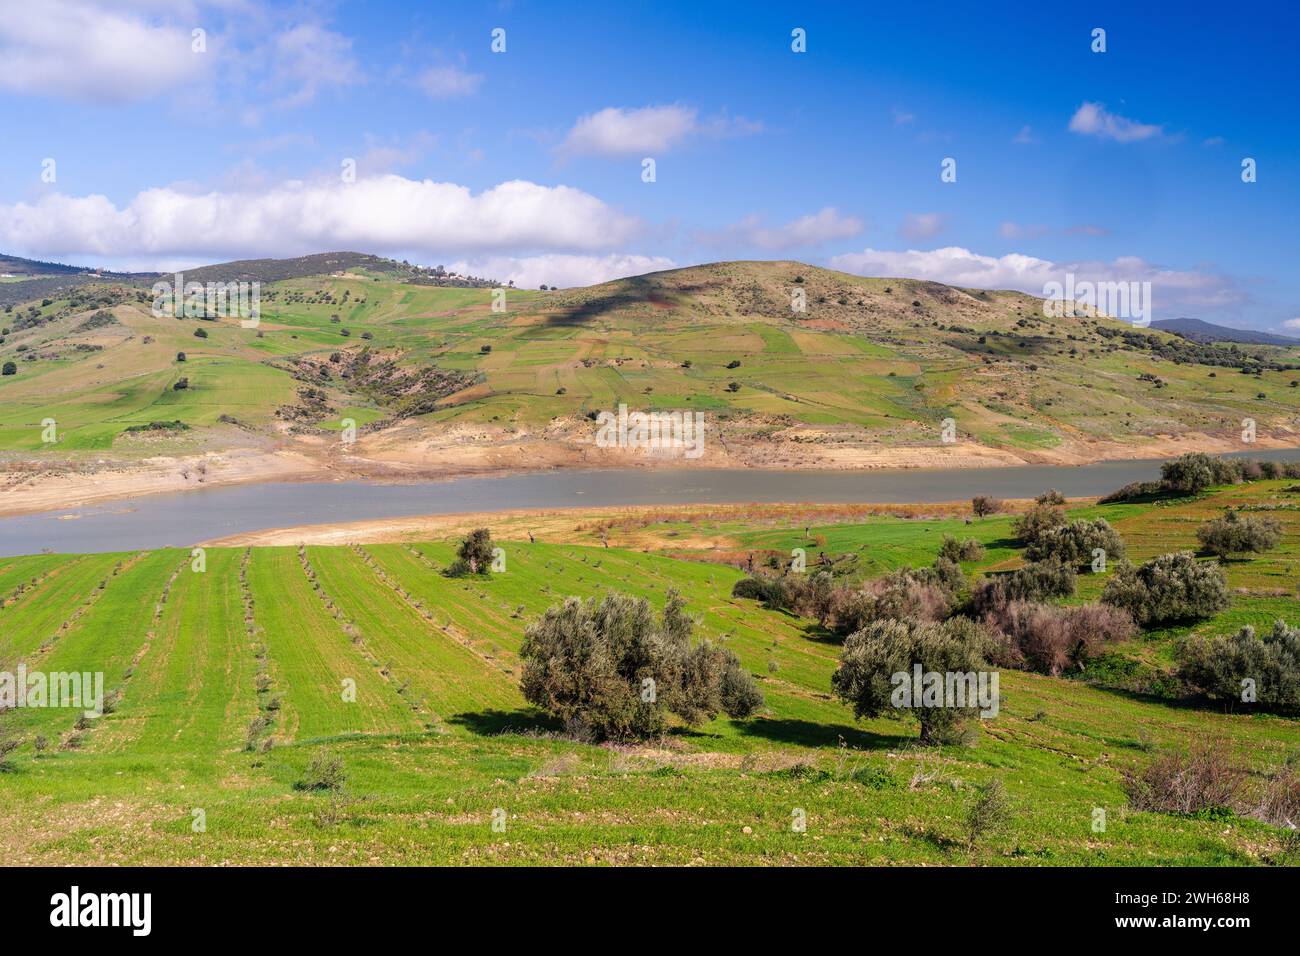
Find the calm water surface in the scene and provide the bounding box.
[2,449,1297,556]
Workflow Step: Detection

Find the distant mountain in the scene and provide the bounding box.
[1152,317,1300,347]
[0,253,152,308]
[0,253,88,277]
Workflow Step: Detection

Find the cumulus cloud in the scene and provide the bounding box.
[1068,102,1163,142]
[696,207,863,250]
[827,246,1246,317]
[0,0,207,103]
[1280,318,1300,331]
[1012,125,1039,144]
[899,213,946,241]
[450,254,675,290]
[415,64,483,99]
[558,105,760,158]
[0,175,642,265]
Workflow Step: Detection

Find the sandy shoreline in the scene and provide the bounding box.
[1,430,1296,520]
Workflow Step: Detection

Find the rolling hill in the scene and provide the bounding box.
[1,256,1297,493]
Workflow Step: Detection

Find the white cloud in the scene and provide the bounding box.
[0,175,642,265]
[696,207,863,250]
[558,105,760,158]
[0,0,207,103]
[450,254,675,289]
[1068,102,1163,142]
[899,213,946,241]
[1012,125,1039,144]
[827,246,1246,316]
[1281,318,1300,331]
[264,22,362,110]
[892,107,915,126]
[415,64,483,99]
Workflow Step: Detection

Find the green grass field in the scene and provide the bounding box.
[2,480,1298,865]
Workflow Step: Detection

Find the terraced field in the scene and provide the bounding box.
[1,481,1299,865]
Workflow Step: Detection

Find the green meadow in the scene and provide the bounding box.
[1,480,1298,865]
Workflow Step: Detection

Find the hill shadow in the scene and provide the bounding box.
[544,275,715,326]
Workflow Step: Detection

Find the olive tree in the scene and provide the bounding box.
[519,590,762,740]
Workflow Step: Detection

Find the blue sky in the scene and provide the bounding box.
[1,0,1296,332]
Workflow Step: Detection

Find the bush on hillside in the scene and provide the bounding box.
[832,617,991,744]
[1012,503,1067,546]
[1176,620,1300,715]
[519,590,762,740]
[444,528,495,577]
[1123,740,1245,816]
[1196,509,1283,559]
[1101,552,1229,626]
[970,558,1076,616]
[971,495,1002,518]
[1025,518,1126,569]
[938,535,986,563]
[983,601,1136,676]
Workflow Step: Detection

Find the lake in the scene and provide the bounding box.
[2,448,1298,556]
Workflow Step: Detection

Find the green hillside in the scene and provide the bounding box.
[1,259,1296,462]
[2,479,1298,865]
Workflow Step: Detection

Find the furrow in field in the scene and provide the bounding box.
[100,549,260,756]
[1,550,181,745]
[248,547,420,742]
[0,554,70,600]
[0,553,129,668]
[306,546,521,720]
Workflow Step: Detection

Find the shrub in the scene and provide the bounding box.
[831,617,991,743]
[175,351,186,362]
[1161,452,1234,494]
[444,528,495,576]
[296,754,345,792]
[971,495,1002,518]
[965,779,1012,849]
[172,377,189,391]
[984,601,1135,675]
[519,590,763,740]
[1035,489,1066,506]
[731,575,792,610]
[972,558,1076,616]
[1101,552,1229,626]
[193,327,208,338]
[1,361,15,376]
[1196,509,1283,559]
[1177,620,1300,714]
[938,535,985,563]
[830,570,953,637]
[1025,518,1126,569]
[1012,503,1066,546]
[1099,480,1166,504]
[1122,740,1245,816]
